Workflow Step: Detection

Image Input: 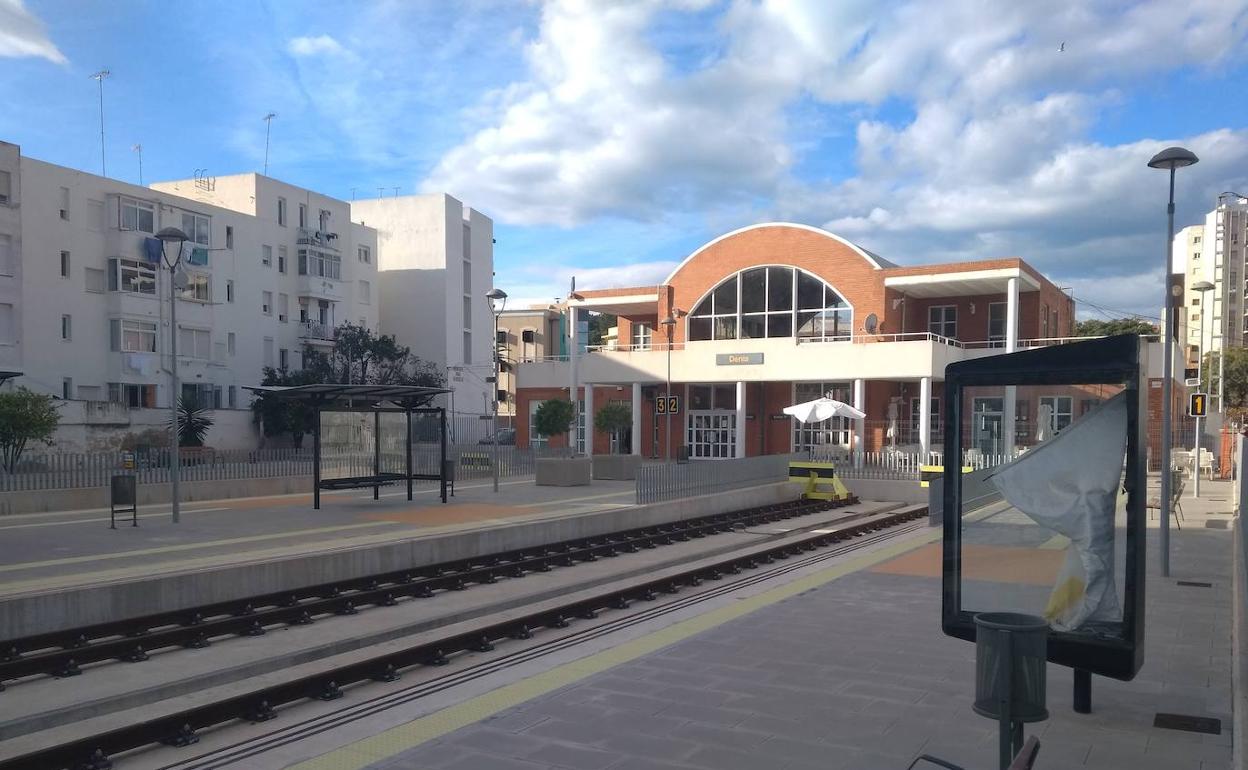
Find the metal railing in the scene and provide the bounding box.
[635,453,802,504]
[298,320,334,340]
[0,445,565,494]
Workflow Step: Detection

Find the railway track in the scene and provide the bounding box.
[0,504,925,770]
[0,496,859,687]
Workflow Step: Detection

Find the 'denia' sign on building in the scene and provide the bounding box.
[716,353,764,366]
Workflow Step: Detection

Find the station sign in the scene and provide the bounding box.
[655,395,680,415]
[1189,392,1208,418]
[716,352,764,366]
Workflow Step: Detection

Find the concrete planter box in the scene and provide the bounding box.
[535,457,592,486]
[592,454,641,480]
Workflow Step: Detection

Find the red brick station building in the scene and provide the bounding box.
[514,223,1156,462]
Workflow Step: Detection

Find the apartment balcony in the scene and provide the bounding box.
[297,274,342,302]
[298,320,336,346]
[297,227,340,252]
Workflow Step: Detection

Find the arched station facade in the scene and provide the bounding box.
[515,222,1105,462]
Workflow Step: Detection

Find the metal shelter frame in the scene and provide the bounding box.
[0,371,22,385]
[244,384,453,510]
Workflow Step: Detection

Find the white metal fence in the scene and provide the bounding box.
[635,453,804,505]
[0,445,571,493]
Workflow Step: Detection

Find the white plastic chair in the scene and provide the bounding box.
[1199,448,1216,479]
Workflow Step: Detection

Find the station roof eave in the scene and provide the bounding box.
[883,266,1042,298]
[567,291,660,316]
[243,383,452,408]
[0,371,21,384]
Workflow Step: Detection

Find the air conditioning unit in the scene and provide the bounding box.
[0,194,8,204]
[279,314,287,322]
[59,209,69,220]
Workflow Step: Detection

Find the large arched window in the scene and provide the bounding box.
[687,266,852,341]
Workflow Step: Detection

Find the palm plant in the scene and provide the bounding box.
[176,397,215,448]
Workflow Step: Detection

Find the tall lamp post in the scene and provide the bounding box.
[1148,146,1199,578]
[486,288,508,492]
[155,227,189,523]
[660,314,677,461]
[1192,279,1215,498]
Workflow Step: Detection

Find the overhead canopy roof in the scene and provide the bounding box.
[0,371,21,384]
[883,267,1042,298]
[244,384,452,406]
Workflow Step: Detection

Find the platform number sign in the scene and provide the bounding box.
[655,394,680,415]
[1189,392,1208,418]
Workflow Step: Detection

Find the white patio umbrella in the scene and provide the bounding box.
[783,396,866,424]
[1036,402,1054,443]
[886,398,900,445]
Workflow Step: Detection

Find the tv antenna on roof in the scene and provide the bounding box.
[89,70,110,176]
[262,113,277,175]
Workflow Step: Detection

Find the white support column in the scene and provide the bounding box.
[1003,277,1019,456]
[583,383,594,456]
[735,381,747,459]
[853,378,865,468]
[919,376,932,461]
[631,382,643,456]
[568,306,579,408]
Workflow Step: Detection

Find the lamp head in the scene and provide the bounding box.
[1147,146,1199,170]
[659,315,677,327]
[155,226,189,244]
[1192,280,1215,293]
[486,287,508,314]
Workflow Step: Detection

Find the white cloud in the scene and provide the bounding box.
[0,0,66,64]
[421,0,1248,314]
[287,34,347,58]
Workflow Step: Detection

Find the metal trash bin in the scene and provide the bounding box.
[973,612,1048,769]
[443,459,456,496]
[110,474,138,529]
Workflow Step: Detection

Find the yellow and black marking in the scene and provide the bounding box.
[788,461,853,502]
[919,464,974,488]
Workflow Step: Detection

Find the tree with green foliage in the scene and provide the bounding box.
[0,388,61,472]
[588,313,616,347]
[1074,318,1158,337]
[1203,348,1248,421]
[302,322,444,386]
[594,402,632,452]
[176,397,215,447]
[251,366,320,448]
[533,399,576,445]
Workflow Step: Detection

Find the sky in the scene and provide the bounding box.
[3,0,1248,319]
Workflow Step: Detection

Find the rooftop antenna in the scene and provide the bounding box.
[89,69,110,176]
[132,144,143,185]
[377,187,384,198]
[350,187,356,201]
[262,113,277,175]
[392,186,400,197]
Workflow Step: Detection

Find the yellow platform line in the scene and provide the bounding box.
[290,527,938,770]
[0,507,231,531]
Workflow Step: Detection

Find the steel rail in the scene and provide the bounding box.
[163,520,925,770]
[0,506,922,770]
[0,497,860,686]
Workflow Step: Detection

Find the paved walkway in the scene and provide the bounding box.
[306,481,1236,770]
[0,477,636,597]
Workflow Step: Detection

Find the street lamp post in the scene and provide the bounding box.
[486,288,508,492]
[660,314,677,461]
[1148,146,1199,578]
[155,227,189,523]
[1192,279,1215,498]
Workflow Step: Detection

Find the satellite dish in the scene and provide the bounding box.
[864,313,879,334]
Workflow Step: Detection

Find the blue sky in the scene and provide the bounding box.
[3,0,1248,318]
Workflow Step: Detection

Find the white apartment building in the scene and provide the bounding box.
[1177,193,1248,362]
[0,142,379,448]
[350,194,495,416]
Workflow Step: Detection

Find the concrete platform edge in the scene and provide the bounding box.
[0,482,796,638]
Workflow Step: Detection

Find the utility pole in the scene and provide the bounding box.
[262,113,277,175]
[90,70,110,176]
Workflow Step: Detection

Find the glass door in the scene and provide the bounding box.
[687,412,736,459]
[972,397,1004,456]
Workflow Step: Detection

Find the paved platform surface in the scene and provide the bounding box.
[307,481,1236,770]
[0,477,636,597]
